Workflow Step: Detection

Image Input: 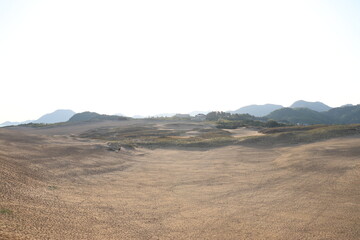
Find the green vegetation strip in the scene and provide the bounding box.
[0,208,12,215]
[48,185,58,190]
[79,124,360,149]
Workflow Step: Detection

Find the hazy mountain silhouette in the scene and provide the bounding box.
[34,109,75,124]
[230,104,283,117]
[290,100,331,112]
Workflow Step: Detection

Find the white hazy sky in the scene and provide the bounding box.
[1,0,359,122]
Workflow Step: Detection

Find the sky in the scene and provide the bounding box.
[0,0,359,122]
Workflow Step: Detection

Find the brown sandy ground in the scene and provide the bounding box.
[0,126,359,239]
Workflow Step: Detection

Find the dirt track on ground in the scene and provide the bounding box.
[0,126,359,239]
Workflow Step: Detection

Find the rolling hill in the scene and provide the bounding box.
[290,100,331,112]
[68,111,128,123]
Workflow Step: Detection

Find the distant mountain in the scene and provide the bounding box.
[267,105,360,125]
[0,109,75,127]
[230,104,283,117]
[290,100,331,112]
[68,111,127,123]
[267,108,329,125]
[34,109,75,124]
[0,120,33,127]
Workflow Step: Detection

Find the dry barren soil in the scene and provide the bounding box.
[0,121,359,239]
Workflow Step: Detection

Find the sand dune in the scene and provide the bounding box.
[0,125,359,239]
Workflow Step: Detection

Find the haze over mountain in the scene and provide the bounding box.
[290,100,331,112]
[230,104,283,117]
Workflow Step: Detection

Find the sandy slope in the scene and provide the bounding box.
[0,127,359,239]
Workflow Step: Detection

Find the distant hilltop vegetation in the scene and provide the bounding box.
[68,112,128,122]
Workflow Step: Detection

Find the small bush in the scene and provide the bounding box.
[48,185,58,190]
[0,208,12,215]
